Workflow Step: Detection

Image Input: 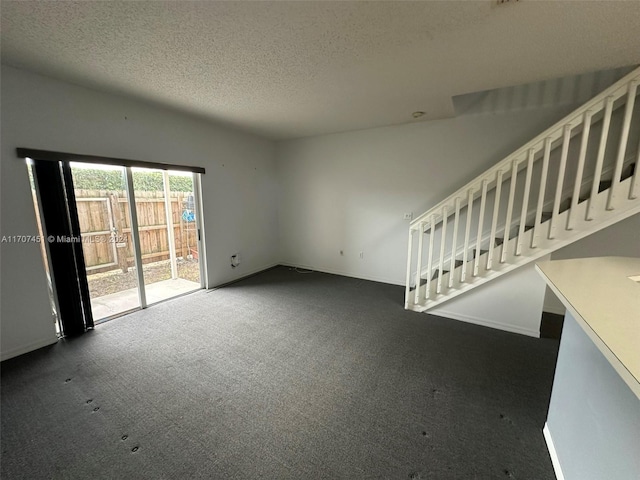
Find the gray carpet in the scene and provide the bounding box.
[1,266,559,479]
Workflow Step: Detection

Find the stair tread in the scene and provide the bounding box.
[558,198,572,214]
[431,270,449,280]
[622,162,636,180]
[599,179,612,192]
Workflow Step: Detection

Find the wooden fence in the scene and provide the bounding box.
[74,189,198,274]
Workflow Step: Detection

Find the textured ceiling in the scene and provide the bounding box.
[2,1,640,140]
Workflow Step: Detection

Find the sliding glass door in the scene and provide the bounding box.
[21,148,206,334]
[30,160,205,325]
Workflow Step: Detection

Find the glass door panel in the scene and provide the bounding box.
[131,167,201,305]
[170,171,201,287]
[70,162,140,320]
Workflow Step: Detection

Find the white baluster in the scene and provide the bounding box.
[549,125,572,239]
[473,180,488,276]
[405,226,414,308]
[607,80,638,210]
[461,189,473,283]
[532,138,551,248]
[449,197,461,288]
[587,96,613,220]
[426,214,436,300]
[437,206,448,294]
[414,222,425,305]
[567,111,593,230]
[630,137,640,200]
[516,149,535,255]
[487,170,503,270]
[501,159,518,263]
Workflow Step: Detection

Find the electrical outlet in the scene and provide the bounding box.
[359,251,364,259]
[403,212,413,220]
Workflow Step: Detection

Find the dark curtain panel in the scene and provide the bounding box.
[32,160,93,336]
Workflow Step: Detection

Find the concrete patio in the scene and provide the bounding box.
[90,278,201,320]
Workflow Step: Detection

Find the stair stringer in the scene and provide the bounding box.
[407,177,640,312]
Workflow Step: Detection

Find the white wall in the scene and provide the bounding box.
[276,106,579,283]
[543,213,640,314]
[1,66,279,360]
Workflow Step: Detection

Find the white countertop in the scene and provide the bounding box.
[536,256,640,399]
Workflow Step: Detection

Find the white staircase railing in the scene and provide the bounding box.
[406,66,640,312]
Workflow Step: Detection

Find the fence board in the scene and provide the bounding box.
[73,189,197,272]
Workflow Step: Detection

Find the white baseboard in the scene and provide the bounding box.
[543,423,565,480]
[210,262,280,289]
[279,262,404,287]
[430,309,540,338]
[1,335,58,362]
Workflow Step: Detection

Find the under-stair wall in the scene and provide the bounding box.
[430,261,549,337]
